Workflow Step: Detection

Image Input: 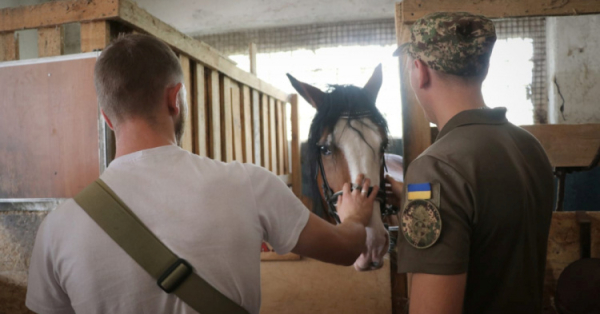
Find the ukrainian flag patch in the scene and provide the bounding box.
[407,183,432,200]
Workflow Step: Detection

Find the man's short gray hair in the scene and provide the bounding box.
[94,34,183,124]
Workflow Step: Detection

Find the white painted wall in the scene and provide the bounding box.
[547,15,600,124]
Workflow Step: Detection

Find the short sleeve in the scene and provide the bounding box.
[397,155,474,275]
[244,164,310,255]
[26,217,76,314]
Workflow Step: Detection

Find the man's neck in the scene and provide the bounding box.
[113,119,177,159]
[432,86,486,131]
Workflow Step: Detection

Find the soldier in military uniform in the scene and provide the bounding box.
[388,12,554,314]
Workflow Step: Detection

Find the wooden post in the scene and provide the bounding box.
[290,95,301,197]
[179,54,194,153]
[194,63,208,157]
[231,82,243,162]
[207,70,221,161]
[0,32,18,61]
[38,26,64,57]
[396,3,431,172]
[277,101,285,175]
[80,21,110,52]
[252,90,262,166]
[282,102,289,174]
[269,97,278,173]
[261,94,270,169]
[249,42,257,76]
[221,76,234,162]
[242,86,253,163]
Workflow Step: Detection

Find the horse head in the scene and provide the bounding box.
[287,65,390,271]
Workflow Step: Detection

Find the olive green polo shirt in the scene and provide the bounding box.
[397,108,554,314]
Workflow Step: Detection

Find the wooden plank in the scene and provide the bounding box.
[242,86,253,163]
[221,76,234,162]
[194,63,208,157]
[179,55,194,153]
[116,0,288,102]
[283,102,289,174]
[231,82,243,162]
[0,56,99,198]
[269,97,278,173]
[277,101,286,175]
[249,42,257,75]
[37,26,64,57]
[402,0,600,23]
[396,3,431,172]
[261,94,270,169]
[253,90,262,166]
[261,252,301,261]
[0,32,18,61]
[521,124,600,168]
[207,70,221,160]
[80,21,110,53]
[290,95,302,198]
[0,0,118,33]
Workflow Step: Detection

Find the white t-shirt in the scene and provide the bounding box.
[26,145,309,314]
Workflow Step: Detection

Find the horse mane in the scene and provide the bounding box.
[306,84,389,218]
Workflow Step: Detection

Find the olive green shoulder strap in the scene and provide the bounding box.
[74,179,248,314]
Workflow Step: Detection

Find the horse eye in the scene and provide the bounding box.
[320,145,332,156]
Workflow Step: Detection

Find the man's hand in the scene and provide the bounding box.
[337,174,379,226]
[385,175,403,209]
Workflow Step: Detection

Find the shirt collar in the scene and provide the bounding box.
[436,107,508,141]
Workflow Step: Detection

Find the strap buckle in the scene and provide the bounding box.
[157,258,193,293]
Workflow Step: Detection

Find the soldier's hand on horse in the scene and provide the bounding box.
[385,175,403,209]
[337,174,379,226]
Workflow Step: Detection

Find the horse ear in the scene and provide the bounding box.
[286,73,325,109]
[363,64,383,105]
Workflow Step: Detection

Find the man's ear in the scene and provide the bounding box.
[166,82,182,116]
[286,74,325,110]
[101,110,114,130]
[363,64,382,105]
[414,59,430,89]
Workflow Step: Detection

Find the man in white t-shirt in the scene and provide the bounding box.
[26,35,379,314]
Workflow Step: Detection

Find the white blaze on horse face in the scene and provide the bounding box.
[333,117,388,270]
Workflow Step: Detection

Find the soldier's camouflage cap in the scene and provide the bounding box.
[394,12,497,77]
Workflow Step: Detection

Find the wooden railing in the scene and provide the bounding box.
[0,0,301,195]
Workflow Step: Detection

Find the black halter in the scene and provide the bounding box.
[315,112,398,224]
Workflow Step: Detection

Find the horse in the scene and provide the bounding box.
[287,65,402,271]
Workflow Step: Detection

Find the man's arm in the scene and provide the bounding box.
[292,175,378,265]
[409,273,467,314]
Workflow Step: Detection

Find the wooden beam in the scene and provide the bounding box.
[269,97,278,173]
[283,102,289,174]
[194,63,208,157]
[402,0,600,23]
[231,82,243,162]
[249,42,257,76]
[0,0,118,33]
[207,70,221,161]
[242,86,253,163]
[221,76,234,162]
[521,124,600,168]
[0,32,19,61]
[290,95,302,198]
[396,3,431,171]
[253,90,262,166]
[277,101,286,175]
[261,94,270,169]
[80,21,110,53]
[37,26,64,57]
[116,0,288,102]
[179,55,194,153]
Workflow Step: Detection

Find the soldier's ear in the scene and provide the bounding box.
[414,59,431,89]
[286,74,325,110]
[363,64,382,105]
